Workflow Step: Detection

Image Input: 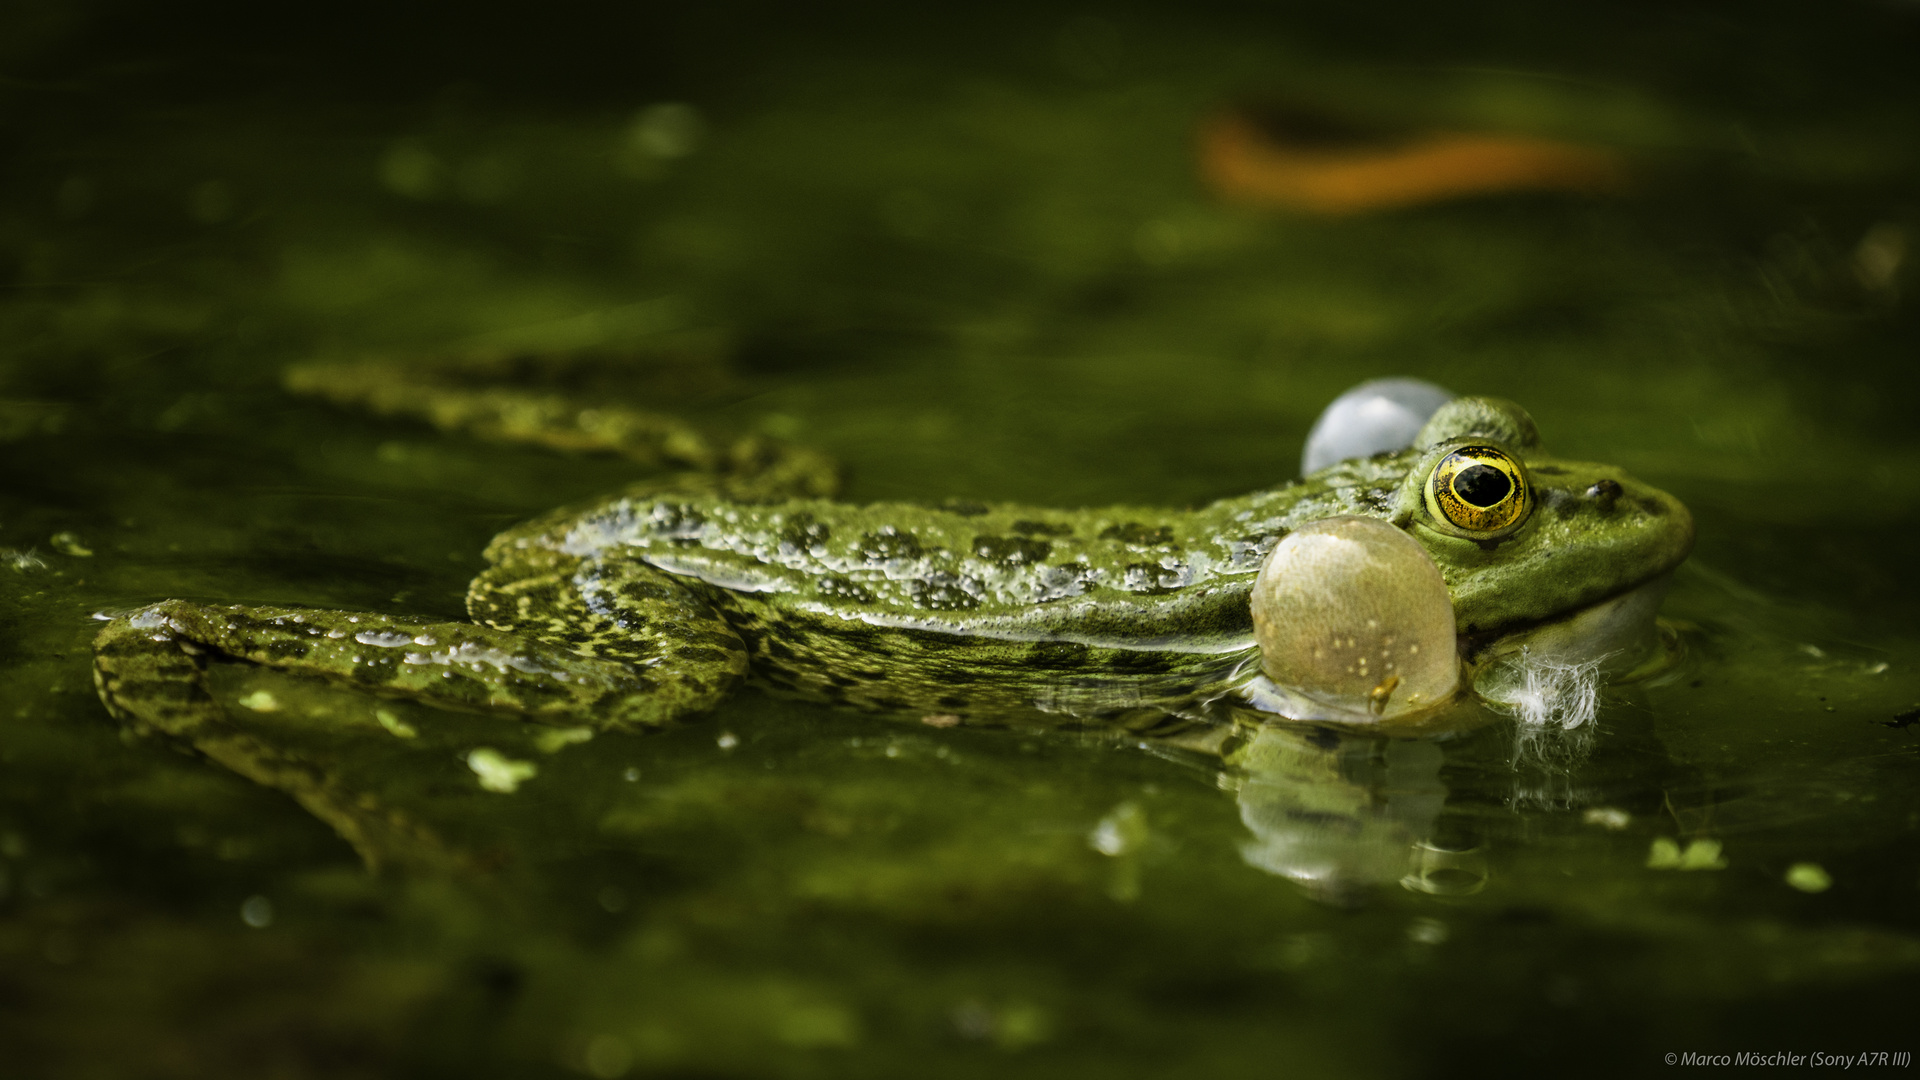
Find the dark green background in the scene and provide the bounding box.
[3,2,1918,1076]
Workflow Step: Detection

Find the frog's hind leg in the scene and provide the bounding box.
[463,547,751,727]
[93,609,470,872]
[285,360,723,470]
[97,557,746,744]
[92,559,745,869]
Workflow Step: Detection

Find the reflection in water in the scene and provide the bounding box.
[1226,568,1687,901]
[1225,678,1707,903]
[1508,718,1601,810]
[1230,724,1484,903]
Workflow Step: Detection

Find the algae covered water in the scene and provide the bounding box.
[3,2,1919,1076]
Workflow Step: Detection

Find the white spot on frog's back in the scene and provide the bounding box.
[1027,561,1097,602]
[1249,516,1458,721]
[354,629,415,648]
[1217,534,1279,572]
[555,501,667,556]
[640,551,791,594]
[402,641,562,676]
[129,608,175,631]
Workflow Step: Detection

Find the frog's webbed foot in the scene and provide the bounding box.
[284,360,839,499]
[715,433,840,501]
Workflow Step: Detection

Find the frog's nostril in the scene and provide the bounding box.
[1584,479,1623,508]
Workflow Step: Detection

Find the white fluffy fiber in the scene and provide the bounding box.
[1499,649,1608,803]
[1503,649,1605,730]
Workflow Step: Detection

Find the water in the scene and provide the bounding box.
[3,3,1918,1075]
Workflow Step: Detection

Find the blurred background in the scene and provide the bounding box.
[3,1,1918,1077]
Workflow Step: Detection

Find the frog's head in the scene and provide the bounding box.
[1385,396,1693,647]
[1247,394,1693,727]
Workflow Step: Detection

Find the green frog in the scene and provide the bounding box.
[92,371,1692,766]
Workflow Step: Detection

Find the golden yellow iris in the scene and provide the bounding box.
[1425,446,1531,535]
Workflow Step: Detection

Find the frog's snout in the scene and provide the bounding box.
[1249,516,1460,722]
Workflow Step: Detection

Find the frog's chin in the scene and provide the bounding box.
[1465,572,1678,729]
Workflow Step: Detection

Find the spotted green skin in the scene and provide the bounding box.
[93,397,1694,749]
[476,405,1689,731]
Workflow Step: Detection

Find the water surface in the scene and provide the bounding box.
[3,3,1918,1076]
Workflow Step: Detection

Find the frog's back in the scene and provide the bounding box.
[490,458,1406,723]
[513,474,1392,634]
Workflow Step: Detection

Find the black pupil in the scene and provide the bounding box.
[1453,462,1512,507]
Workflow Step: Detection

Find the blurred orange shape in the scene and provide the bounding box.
[1199,109,1628,214]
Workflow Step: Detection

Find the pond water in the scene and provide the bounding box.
[3,3,1918,1076]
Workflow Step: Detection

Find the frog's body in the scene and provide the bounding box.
[88,374,1693,872]
[473,437,1683,733]
[93,377,1693,775]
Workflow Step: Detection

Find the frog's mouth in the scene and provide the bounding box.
[1462,572,1677,729]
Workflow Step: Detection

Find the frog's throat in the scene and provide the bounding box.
[1466,572,1676,723]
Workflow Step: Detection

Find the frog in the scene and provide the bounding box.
[91,367,1694,801]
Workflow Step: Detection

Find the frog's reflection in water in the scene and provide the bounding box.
[174,661,1668,902]
[1229,723,1485,904]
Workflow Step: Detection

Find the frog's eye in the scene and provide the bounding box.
[1424,445,1531,536]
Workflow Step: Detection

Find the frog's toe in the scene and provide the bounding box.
[720,436,842,500]
[92,601,218,736]
[1248,515,1459,722]
[1301,378,1453,475]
